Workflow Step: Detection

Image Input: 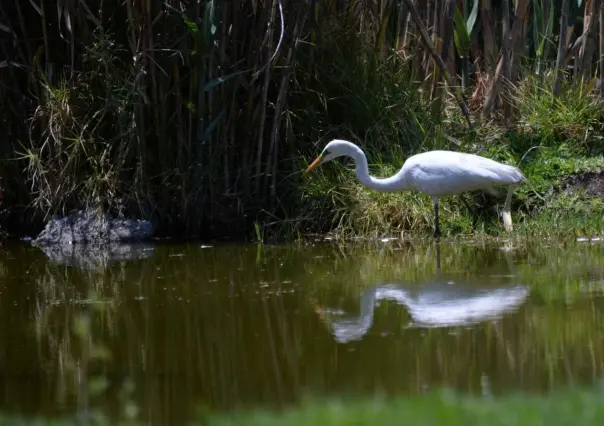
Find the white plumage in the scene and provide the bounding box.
[305,139,525,238]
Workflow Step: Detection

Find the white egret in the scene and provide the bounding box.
[304,139,525,238]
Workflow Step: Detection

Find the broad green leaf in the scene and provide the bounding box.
[453,7,472,56]
[454,30,463,57]
[466,0,479,35]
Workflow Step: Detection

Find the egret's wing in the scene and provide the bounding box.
[405,152,523,195]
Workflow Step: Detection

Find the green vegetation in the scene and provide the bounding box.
[298,70,604,239]
[206,388,604,426]
[2,387,604,425]
[1,1,604,240]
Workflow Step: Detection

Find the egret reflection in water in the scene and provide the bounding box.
[314,243,530,344]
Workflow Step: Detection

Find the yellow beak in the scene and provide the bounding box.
[305,155,324,174]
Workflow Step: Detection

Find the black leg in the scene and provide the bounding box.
[435,240,441,272]
[433,199,440,239]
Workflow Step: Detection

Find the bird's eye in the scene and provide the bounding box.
[323,150,330,156]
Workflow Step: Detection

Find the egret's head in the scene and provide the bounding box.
[305,139,358,174]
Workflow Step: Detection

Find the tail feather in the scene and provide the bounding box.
[498,164,525,185]
[475,156,525,186]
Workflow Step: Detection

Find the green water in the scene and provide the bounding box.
[1,239,604,425]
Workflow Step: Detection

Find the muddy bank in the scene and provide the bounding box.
[562,171,604,197]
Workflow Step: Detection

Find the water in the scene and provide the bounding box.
[1,239,604,424]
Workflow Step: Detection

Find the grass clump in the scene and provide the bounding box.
[19,31,137,219]
[512,74,604,153]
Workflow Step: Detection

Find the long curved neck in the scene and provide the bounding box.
[351,147,406,191]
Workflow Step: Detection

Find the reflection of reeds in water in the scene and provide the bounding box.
[309,241,604,395]
[3,240,604,424]
[33,259,127,420]
[517,304,604,388]
[302,241,518,301]
[26,244,320,423]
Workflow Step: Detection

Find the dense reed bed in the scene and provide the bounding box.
[1,0,604,239]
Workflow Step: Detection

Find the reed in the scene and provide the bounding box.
[1,0,603,239]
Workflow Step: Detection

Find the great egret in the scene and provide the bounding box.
[305,139,525,238]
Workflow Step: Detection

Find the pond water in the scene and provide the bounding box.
[1,238,604,424]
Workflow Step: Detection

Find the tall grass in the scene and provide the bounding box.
[1,0,604,239]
